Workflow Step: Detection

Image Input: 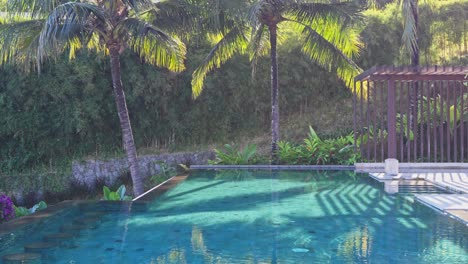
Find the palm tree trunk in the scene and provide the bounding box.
[109,45,144,196]
[269,24,280,164]
[410,0,419,136]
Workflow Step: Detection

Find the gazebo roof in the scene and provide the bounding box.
[355,65,468,81]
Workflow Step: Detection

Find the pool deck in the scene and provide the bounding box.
[368,170,468,225]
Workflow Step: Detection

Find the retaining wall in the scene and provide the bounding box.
[71,151,215,188]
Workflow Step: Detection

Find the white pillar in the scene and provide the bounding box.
[385,158,399,177]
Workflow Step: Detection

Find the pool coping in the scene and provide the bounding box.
[190,165,355,170]
[415,195,468,226]
[368,172,468,225]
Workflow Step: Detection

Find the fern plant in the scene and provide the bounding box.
[209,144,260,165]
[279,126,360,165]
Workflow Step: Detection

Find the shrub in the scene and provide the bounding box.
[102,185,132,201]
[209,144,263,165]
[14,201,47,218]
[0,194,15,222]
[279,126,361,165]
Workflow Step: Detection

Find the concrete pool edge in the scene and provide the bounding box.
[415,195,468,226]
[190,165,355,170]
[368,171,468,225]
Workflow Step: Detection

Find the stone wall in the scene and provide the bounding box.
[71,151,214,188]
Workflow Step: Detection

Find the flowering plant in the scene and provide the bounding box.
[0,194,15,223]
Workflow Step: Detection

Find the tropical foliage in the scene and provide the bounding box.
[210,127,361,165]
[209,144,264,165]
[1,193,49,221]
[192,0,364,163]
[0,0,465,178]
[14,201,47,217]
[278,126,360,165]
[0,0,186,196]
[0,193,15,222]
[102,185,132,201]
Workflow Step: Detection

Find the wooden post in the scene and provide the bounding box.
[388,79,397,159]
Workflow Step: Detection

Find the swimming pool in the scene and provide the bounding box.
[1,170,467,263]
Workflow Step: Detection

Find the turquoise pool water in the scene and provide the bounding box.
[1,170,467,263]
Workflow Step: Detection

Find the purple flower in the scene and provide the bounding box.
[0,193,15,222]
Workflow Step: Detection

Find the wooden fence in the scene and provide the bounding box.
[353,66,468,162]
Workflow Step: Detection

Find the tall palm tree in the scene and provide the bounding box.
[191,0,363,164]
[0,0,186,196]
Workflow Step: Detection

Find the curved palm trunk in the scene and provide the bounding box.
[109,46,144,196]
[410,0,419,134]
[269,24,280,164]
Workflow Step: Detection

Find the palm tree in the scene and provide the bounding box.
[0,0,186,196]
[191,0,363,164]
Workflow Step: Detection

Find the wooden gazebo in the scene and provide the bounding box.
[353,66,468,162]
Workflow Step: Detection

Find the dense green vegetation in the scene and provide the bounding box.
[209,126,360,165]
[0,0,466,178]
[191,0,363,164]
[0,0,188,196]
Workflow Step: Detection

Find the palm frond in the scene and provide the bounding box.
[291,20,362,90]
[0,19,43,70]
[37,2,105,68]
[7,0,65,18]
[121,17,186,72]
[144,0,199,38]
[401,0,417,56]
[192,25,248,98]
[196,0,250,34]
[249,23,269,79]
[286,1,364,29]
[121,0,154,12]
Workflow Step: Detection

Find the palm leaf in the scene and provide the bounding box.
[401,0,418,57]
[141,0,204,42]
[121,0,154,11]
[37,2,105,69]
[0,19,43,70]
[287,1,363,28]
[249,23,269,79]
[121,17,186,72]
[192,25,248,98]
[7,0,64,18]
[286,18,362,89]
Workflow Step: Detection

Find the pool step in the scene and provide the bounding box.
[72,217,101,228]
[24,242,58,253]
[82,212,106,218]
[43,233,75,248]
[24,242,58,261]
[2,253,42,264]
[43,233,73,241]
[60,224,87,234]
[79,201,148,212]
[398,185,449,194]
